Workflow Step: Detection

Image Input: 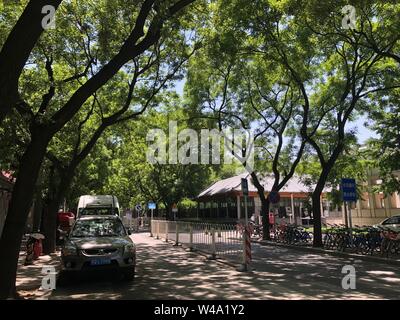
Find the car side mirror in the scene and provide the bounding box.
[127,229,132,235]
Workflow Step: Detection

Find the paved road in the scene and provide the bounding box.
[49,232,400,300]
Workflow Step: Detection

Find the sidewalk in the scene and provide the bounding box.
[16,249,61,300]
[254,239,400,266]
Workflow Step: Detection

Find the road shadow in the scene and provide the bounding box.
[49,234,400,300]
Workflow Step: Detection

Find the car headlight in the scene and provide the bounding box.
[124,244,135,254]
[63,244,77,256]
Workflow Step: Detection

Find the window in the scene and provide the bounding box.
[71,218,126,237]
[390,193,400,209]
[80,207,116,216]
[382,216,400,225]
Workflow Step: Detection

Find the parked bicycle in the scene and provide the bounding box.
[272,223,313,245]
[379,225,400,259]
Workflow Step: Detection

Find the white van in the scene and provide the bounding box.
[77,195,120,217]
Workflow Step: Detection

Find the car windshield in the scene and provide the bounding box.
[71,219,126,237]
[80,207,118,216]
[383,217,400,225]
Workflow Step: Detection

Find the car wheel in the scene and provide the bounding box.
[123,267,135,281]
[57,271,71,287]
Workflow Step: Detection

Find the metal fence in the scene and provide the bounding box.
[123,216,150,232]
[151,219,244,264]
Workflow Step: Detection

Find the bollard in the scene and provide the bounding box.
[165,221,169,242]
[173,222,179,246]
[189,225,193,251]
[239,226,251,272]
[208,228,216,260]
[156,220,160,239]
[218,227,222,238]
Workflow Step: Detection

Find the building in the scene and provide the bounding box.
[196,173,342,224]
[196,171,400,226]
[349,169,400,226]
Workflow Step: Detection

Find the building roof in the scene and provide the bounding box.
[197,173,319,199]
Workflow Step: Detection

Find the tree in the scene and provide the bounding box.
[102,100,215,218]
[368,99,400,194]
[286,0,400,246]
[186,0,400,246]
[0,0,64,124]
[0,0,196,298]
[40,41,193,254]
[186,48,307,239]
[184,0,315,239]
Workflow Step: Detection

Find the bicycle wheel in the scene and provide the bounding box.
[358,239,369,255]
[381,238,390,258]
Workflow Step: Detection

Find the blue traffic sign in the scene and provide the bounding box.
[341,178,357,202]
[269,191,280,204]
[148,202,156,210]
[241,178,249,196]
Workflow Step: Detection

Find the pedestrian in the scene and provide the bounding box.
[57,209,75,244]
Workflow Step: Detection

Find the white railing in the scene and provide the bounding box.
[123,216,150,232]
[151,219,243,263]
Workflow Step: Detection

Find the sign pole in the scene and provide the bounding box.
[150,208,154,237]
[148,202,156,236]
[348,202,353,247]
[240,178,251,272]
[341,178,357,248]
[244,194,248,226]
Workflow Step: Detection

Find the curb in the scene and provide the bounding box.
[253,239,400,266]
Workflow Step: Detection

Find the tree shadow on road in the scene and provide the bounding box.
[49,234,400,300]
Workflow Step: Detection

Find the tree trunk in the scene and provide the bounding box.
[32,196,43,232]
[312,169,331,248]
[312,190,323,247]
[42,171,73,254]
[250,172,271,240]
[261,197,271,240]
[0,0,62,124]
[0,132,49,299]
[42,166,57,254]
[312,142,345,248]
[42,199,59,254]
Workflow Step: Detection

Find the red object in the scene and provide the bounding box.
[269,212,275,225]
[1,171,15,182]
[33,239,42,259]
[58,211,75,229]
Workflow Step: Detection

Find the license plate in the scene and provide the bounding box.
[90,258,111,266]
